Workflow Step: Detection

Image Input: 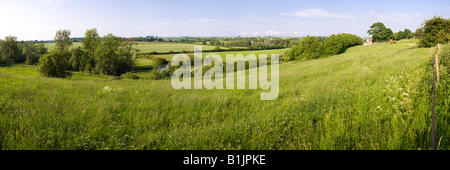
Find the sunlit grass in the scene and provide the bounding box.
[1,40,447,150]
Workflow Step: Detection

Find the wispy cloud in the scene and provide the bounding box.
[282,9,355,19]
[250,31,260,36]
[369,11,415,21]
[265,30,280,35]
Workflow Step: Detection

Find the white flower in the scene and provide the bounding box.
[377,106,381,109]
[103,86,112,92]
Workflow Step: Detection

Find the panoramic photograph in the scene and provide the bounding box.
[0,0,449,167]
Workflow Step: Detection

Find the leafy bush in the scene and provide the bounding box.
[324,33,362,55]
[0,36,21,64]
[287,34,362,61]
[418,16,450,47]
[38,52,72,78]
[286,36,325,60]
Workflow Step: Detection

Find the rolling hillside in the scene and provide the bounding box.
[0,40,446,150]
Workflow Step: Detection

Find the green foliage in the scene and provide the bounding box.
[286,36,325,61]
[38,51,72,78]
[81,28,100,71]
[394,29,413,41]
[287,34,362,61]
[0,36,21,64]
[1,42,446,150]
[324,33,362,55]
[54,30,73,52]
[418,16,450,47]
[21,42,39,65]
[368,22,394,42]
[93,34,136,75]
[38,30,73,78]
[69,47,87,71]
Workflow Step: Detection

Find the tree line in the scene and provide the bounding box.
[0,36,47,65]
[37,29,137,78]
[284,33,362,61]
[367,22,414,42]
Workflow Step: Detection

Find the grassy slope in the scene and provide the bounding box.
[0,40,445,150]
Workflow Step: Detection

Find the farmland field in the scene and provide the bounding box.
[44,42,221,53]
[1,39,447,150]
[134,42,220,53]
[153,48,290,60]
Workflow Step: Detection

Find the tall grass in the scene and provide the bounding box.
[0,40,446,150]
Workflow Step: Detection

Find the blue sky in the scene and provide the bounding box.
[1,0,449,40]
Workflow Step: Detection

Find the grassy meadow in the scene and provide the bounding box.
[153,48,290,61]
[45,42,220,53]
[1,39,448,150]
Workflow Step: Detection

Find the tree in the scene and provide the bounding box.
[69,47,86,71]
[21,42,39,65]
[94,34,136,75]
[418,16,450,47]
[367,22,394,42]
[82,28,100,71]
[415,28,423,39]
[287,36,325,60]
[54,30,73,52]
[0,36,21,64]
[38,52,72,78]
[393,32,399,40]
[38,30,73,78]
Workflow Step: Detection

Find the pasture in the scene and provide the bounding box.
[1,39,446,150]
[44,42,221,53]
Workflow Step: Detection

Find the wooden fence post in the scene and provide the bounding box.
[431,44,440,150]
[436,44,440,81]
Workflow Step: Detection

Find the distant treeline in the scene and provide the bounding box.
[0,36,48,65]
[284,33,362,61]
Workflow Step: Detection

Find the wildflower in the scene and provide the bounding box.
[103,86,112,92]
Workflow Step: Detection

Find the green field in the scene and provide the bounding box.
[1,40,448,150]
[45,42,221,53]
[134,42,220,53]
[153,48,290,60]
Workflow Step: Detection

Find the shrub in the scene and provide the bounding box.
[287,36,325,60]
[0,36,21,64]
[287,34,362,61]
[38,52,72,78]
[324,33,362,55]
[418,16,450,47]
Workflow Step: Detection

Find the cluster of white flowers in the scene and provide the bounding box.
[103,86,113,92]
